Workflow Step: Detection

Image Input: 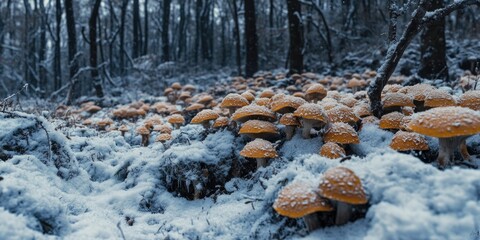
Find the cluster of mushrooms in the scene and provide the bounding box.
[65,70,480,231]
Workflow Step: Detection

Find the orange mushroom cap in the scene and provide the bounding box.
[212,117,229,128]
[379,112,404,130]
[320,142,346,159]
[232,105,276,123]
[323,122,360,144]
[279,113,300,126]
[318,167,367,205]
[390,131,429,151]
[191,109,220,124]
[168,114,185,124]
[424,90,456,108]
[407,106,480,138]
[240,139,278,159]
[458,90,480,111]
[270,96,307,113]
[239,120,278,135]
[273,182,333,218]
[293,103,328,123]
[220,94,250,108]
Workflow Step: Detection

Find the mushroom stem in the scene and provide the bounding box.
[437,136,470,167]
[202,121,211,129]
[173,123,180,129]
[460,139,470,161]
[256,158,268,169]
[301,119,314,139]
[285,125,295,140]
[193,180,203,200]
[303,213,321,232]
[141,134,149,147]
[335,201,352,225]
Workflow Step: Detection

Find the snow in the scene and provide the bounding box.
[1,111,480,239]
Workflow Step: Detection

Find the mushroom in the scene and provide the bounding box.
[423,90,456,109]
[279,113,300,140]
[220,93,249,116]
[293,103,330,139]
[190,109,220,129]
[389,130,429,152]
[399,84,435,112]
[323,122,360,145]
[318,167,368,225]
[241,91,255,103]
[273,182,334,232]
[459,90,480,110]
[232,105,276,123]
[167,114,185,129]
[136,126,150,147]
[119,124,129,137]
[212,117,229,129]
[319,142,346,159]
[407,106,480,168]
[305,84,327,103]
[239,138,278,169]
[155,133,172,143]
[381,92,415,114]
[239,120,279,141]
[326,105,360,126]
[270,96,306,114]
[379,112,404,131]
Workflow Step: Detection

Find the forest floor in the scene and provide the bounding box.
[1,40,480,240]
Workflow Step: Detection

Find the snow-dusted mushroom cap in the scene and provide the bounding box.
[271,96,307,113]
[320,142,346,159]
[338,96,358,108]
[153,124,172,134]
[326,105,359,124]
[293,92,305,99]
[240,139,278,159]
[155,133,172,142]
[178,91,192,101]
[167,114,185,124]
[347,79,362,89]
[382,84,403,96]
[459,90,480,111]
[390,131,429,151]
[220,94,250,108]
[197,95,214,104]
[399,84,435,102]
[327,91,342,100]
[302,72,318,80]
[185,103,205,112]
[119,125,129,132]
[144,116,163,129]
[182,84,196,92]
[254,98,271,107]
[273,182,333,218]
[84,105,101,113]
[212,117,229,128]
[353,103,372,118]
[97,118,113,127]
[279,113,300,126]
[323,123,360,144]
[164,87,174,95]
[424,90,456,108]
[400,116,412,131]
[318,167,367,205]
[293,103,328,122]
[239,120,278,135]
[407,106,480,138]
[402,106,414,116]
[136,126,150,135]
[241,91,256,103]
[305,84,327,101]
[191,109,220,124]
[259,89,275,99]
[319,98,339,111]
[232,105,276,123]
[379,112,404,130]
[382,93,415,108]
[171,82,182,90]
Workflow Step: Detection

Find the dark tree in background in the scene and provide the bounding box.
[89,0,104,98]
[244,0,258,77]
[132,0,141,59]
[286,0,304,75]
[64,0,79,105]
[119,0,129,75]
[162,0,171,62]
[418,0,449,81]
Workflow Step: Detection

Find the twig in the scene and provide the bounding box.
[2,84,28,112]
[116,221,127,240]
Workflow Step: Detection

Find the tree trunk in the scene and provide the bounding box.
[177,0,187,61]
[143,0,149,55]
[244,0,258,77]
[286,0,304,75]
[38,0,47,97]
[54,0,62,91]
[162,0,171,62]
[89,0,104,98]
[132,0,141,59]
[119,0,128,75]
[230,0,241,76]
[64,0,80,105]
[418,0,449,80]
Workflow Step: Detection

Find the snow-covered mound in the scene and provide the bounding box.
[1,112,480,239]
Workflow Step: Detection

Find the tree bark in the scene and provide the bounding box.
[119,0,128,75]
[54,0,62,91]
[132,0,141,58]
[38,0,47,97]
[143,0,149,55]
[418,0,449,80]
[244,0,258,77]
[162,0,171,62]
[64,0,80,105]
[286,0,304,75]
[230,0,242,75]
[89,0,104,98]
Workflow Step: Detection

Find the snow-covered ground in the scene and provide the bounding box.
[1,111,480,240]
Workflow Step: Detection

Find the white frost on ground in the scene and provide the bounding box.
[1,112,480,239]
